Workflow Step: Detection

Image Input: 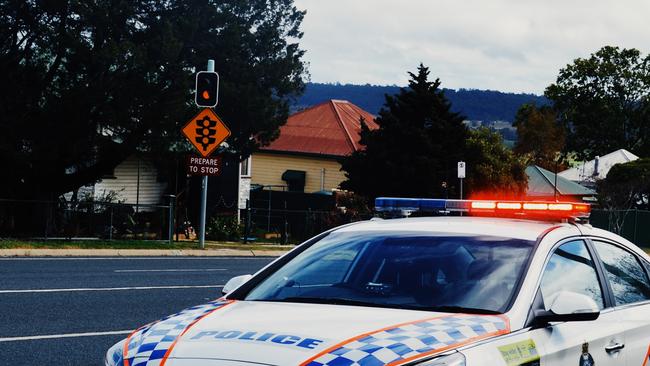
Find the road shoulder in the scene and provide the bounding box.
[0,248,288,257]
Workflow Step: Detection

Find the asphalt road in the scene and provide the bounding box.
[0,256,275,365]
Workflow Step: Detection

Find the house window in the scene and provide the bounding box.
[240,156,252,177]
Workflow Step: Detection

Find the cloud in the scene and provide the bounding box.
[294,0,650,93]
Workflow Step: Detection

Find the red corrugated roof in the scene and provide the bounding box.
[261,100,378,157]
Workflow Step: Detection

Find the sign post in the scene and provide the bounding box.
[458,161,466,199]
[199,60,214,249]
[458,161,466,217]
[180,59,231,250]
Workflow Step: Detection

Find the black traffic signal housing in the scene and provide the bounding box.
[195,71,219,107]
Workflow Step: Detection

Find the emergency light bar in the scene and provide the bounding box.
[375,197,591,220]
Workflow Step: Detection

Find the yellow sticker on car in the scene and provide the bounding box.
[498,339,541,366]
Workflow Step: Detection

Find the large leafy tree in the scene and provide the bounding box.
[513,104,566,172]
[465,127,528,197]
[545,46,650,159]
[340,64,527,200]
[0,0,306,200]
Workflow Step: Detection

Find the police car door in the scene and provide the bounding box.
[531,239,627,366]
[589,239,650,366]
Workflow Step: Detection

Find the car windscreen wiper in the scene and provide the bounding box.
[266,297,390,309]
[422,305,502,315]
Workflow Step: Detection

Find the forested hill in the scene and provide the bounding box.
[294,83,548,123]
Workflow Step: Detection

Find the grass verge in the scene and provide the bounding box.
[0,239,293,251]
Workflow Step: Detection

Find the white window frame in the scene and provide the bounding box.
[240,156,252,177]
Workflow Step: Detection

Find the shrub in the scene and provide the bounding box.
[206,215,241,241]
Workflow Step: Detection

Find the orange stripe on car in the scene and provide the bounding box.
[159,300,235,366]
[300,313,510,366]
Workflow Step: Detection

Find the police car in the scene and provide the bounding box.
[106,198,650,366]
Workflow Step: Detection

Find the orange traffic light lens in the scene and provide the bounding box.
[202,91,210,99]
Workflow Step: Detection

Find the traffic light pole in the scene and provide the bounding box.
[198,59,215,250]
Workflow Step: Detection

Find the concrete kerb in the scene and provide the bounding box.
[0,248,288,257]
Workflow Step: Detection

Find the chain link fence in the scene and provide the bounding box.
[0,199,174,241]
[240,207,334,244]
[9,197,645,248]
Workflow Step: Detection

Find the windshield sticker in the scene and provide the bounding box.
[189,330,326,351]
[300,313,510,366]
[122,299,234,366]
[498,339,540,366]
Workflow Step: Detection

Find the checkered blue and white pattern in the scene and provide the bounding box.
[305,314,508,366]
[123,300,231,366]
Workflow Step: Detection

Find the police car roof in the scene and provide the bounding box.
[335,216,577,242]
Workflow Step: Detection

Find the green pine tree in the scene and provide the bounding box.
[340,64,468,199]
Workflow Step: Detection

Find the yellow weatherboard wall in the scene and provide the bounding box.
[251,152,346,192]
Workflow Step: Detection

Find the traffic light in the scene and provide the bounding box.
[195,71,219,107]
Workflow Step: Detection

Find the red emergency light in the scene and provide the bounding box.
[469,200,590,219]
[375,197,591,221]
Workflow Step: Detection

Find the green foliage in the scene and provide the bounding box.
[513,104,566,171]
[465,127,528,197]
[206,215,241,241]
[545,46,650,159]
[340,64,527,200]
[597,158,650,233]
[326,192,372,227]
[0,0,307,200]
[598,158,650,210]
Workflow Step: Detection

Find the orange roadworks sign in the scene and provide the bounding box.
[181,108,231,158]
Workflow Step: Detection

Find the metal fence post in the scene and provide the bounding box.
[44,201,49,239]
[168,195,176,245]
[244,199,250,244]
[267,189,272,232]
[281,201,288,245]
[109,205,114,241]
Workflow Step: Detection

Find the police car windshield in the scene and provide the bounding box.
[245,231,534,313]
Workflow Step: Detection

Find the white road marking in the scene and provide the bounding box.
[0,330,132,342]
[114,268,227,273]
[0,284,224,294]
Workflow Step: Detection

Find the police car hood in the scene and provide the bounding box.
[123,299,510,366]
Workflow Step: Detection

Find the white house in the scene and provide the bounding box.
[67,155,168,210]
[558,149,639,188]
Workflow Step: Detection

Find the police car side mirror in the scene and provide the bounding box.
[533,291,600,326]
[222,274,253,296]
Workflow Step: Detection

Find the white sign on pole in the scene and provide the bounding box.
[458,161,466,179]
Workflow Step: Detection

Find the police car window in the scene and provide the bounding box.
[592,241,650,306]
[540,241,604,310]
[243,231,534,313]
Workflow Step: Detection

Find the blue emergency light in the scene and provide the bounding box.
[375,198,465,213]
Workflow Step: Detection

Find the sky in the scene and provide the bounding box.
[293,0,650,94]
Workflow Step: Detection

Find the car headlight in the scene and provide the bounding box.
[105,338,126,366]
[413,352,466,366]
